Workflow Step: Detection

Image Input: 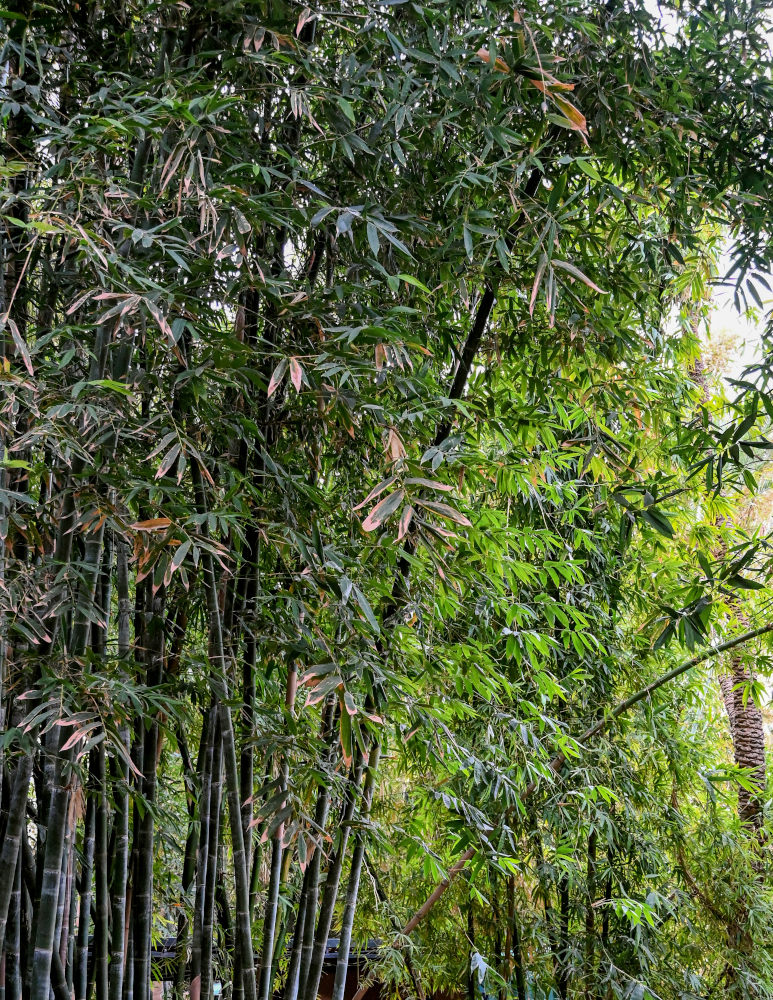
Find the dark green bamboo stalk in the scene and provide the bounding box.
[74,793,94,1000]
[330,743,381,1000]
[5,848,22,1000]
[132,584,165,1000]
[257,836,283,1000]
[200,728,223,1000]
[258,661,297,1000]
[294,699,337,1000]
[301,754,365,1000]
[53,819,71,984]
[191,460,256,1000]
[189,710,215,1000]
[174,712,212,999]
[93,744,109,1000]
[0,755,33,957]
[218,700,257,1000]
[66,850,77,995]
[109,537,131,1000]
[29,742,72,1000]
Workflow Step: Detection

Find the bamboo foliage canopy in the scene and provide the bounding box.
[3,2,773,1000]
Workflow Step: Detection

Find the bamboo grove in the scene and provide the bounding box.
[4,2,773,999]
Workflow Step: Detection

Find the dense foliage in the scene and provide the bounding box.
[3,2,773,1000]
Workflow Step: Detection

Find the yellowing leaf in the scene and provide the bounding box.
[552,94,587,134]
[131,518,172,531]
[477,47,510,73]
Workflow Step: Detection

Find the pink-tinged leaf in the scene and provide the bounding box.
[397,505,414,541]
[296,6,312,35]
[343,690,358,716]
[66,288,95,316]
[404,477,454,492]
[415,499,472,526]
[6,317,33,375]
[386,427,406,462]
[290,357,303,392]
[552,259,607,295]
[530,254,548,316]
[145,299,173,341]
[362,489,405,531]
[267,358,288,397]
[353,475,398,511]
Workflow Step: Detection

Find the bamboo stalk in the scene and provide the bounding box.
[93,745,110,1000]
[29,743,72,1000]
[190,709,216,1000]
[191,459,257,1000]
[109,539,131,1000]
[174,712,212,999]
[132,584,165,1000]
[200,727,223,1000]
[74,793,94,1000]
[258,662,297,1000]
[5,849,21,1000]
[330,743,381,1000]
[301,754,365,1000]
[0,756,33,957]
[294,700,337,1000]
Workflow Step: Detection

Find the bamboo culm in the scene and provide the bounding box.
[74,793,95,1000]
[191,459,257,1000]
[301,753,365,1000]
[93,744,110,1000]
[189,709,216,1000]
[175,712,212,999]
[200,727,223,1000]
[330,743,381,1000]
[0,756,33,958]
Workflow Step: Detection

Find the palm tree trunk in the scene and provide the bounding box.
[721,655,766,830]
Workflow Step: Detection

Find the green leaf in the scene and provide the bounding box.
[352,585,380,634]
[336,97,356,123]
